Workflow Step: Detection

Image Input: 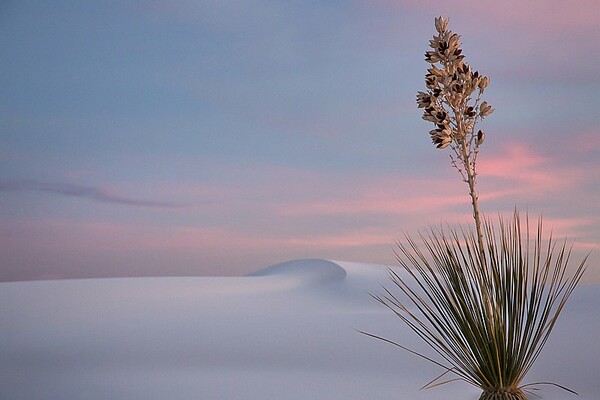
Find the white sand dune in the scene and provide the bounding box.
[1,259,598,399]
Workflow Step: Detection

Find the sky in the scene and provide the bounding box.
[1,0,599,282]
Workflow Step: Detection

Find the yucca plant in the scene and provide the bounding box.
[366,213,587,399]
[363,17,588,400]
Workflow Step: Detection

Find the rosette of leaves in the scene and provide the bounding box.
[364,213,587,400]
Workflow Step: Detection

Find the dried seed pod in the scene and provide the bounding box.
[434,16,448,33]
[416,92,433,108]
[478,76,490,91]
[477,130,485,145]
[479,101,494,117]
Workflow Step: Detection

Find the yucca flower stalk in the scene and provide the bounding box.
[417,16,493,261]
[364,17,588,400]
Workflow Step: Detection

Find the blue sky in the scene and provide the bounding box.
[1,0,599,281]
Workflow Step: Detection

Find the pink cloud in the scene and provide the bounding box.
[270,142,584,220]
[277,191,465,217]
[575,241,600,251]
[478,143,583,197]
[288,229,394,248]
[521,216,594,239]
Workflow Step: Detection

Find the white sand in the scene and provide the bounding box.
[0,259,597,399]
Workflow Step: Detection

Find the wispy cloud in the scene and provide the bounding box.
[0,180,182,208]
[277,191,465,217]
[478,142,585,199]
[480,144,554,186]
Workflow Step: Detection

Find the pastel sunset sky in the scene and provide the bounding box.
[1,0,599,282]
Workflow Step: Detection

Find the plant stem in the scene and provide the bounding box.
[452,100,485,265]
[460,139,485,265]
